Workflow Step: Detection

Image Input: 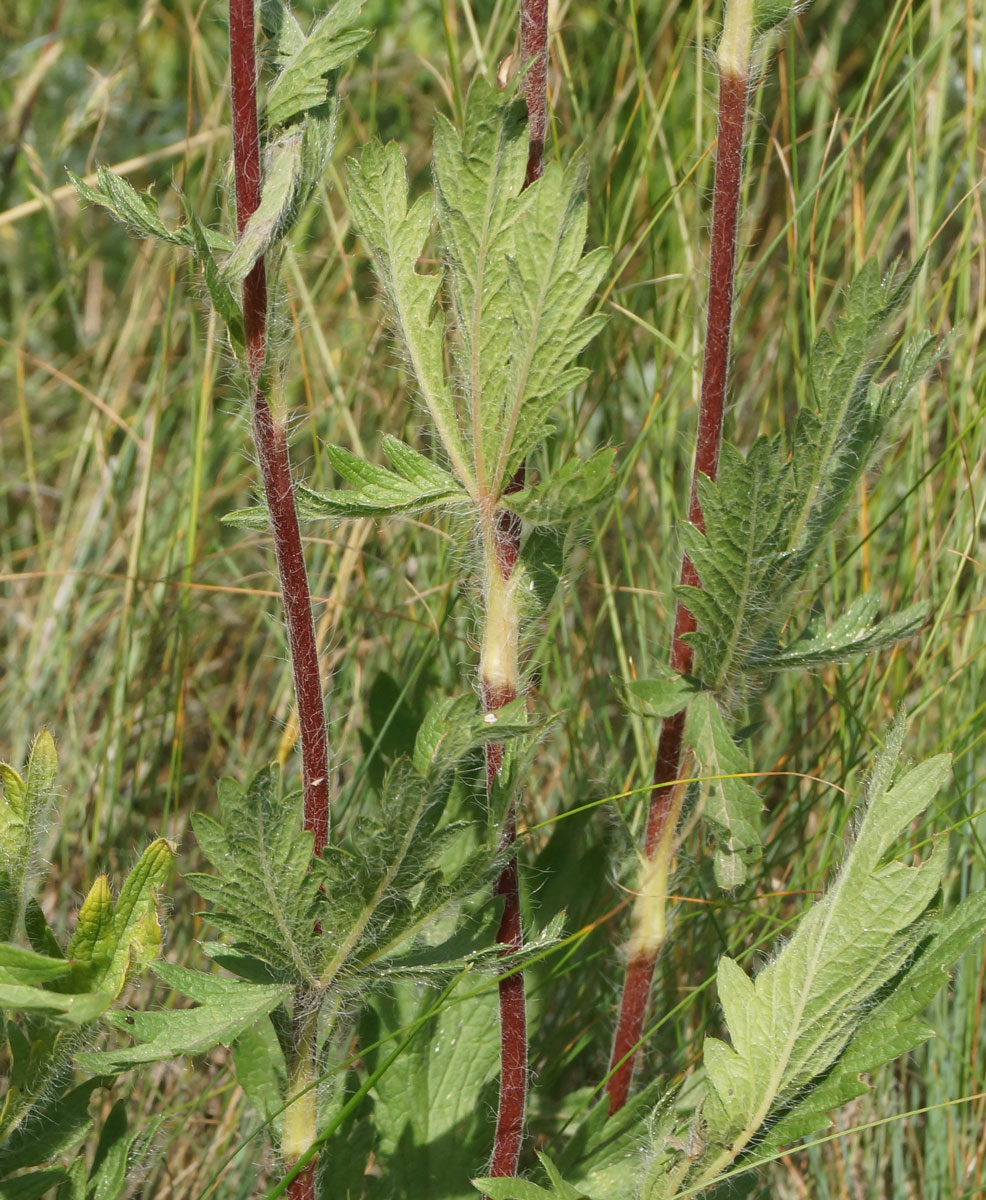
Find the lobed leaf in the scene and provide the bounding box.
[347,140,469,487]
[698,724,950,1167]
[187,767,321,983]
[263,0,370,127]
[747,593,928,672]
[294,437,466,521]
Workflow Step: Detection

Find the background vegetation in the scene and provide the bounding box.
[2,0,984,1195]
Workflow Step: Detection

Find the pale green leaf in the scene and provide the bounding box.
[75,962,292,1071]
[757,886,986,1153]
[347,140,470,488]
[263,0,370,126]
[685,694,762,888]
[699,728,950,1169]
[69,168,233,253]
[221,130,303,286]
[63,839,173,997]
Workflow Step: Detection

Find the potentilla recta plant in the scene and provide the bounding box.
[18,0,980,1198]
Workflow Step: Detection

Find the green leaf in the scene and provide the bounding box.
[69,168,233,254]
[685,694,762,888]
[432,81,609,492]
[187,767,321,983]
[221,129,304,286]
[0,946,71,987]
[367,981,499,1199]
[626,669,700,720]
[0,984,110,1023]
[317,763,500,988]
[412,694,529,778]
[697,724,950,1172]
[295,437,466,521]
[1,731,58,942]
[676,439,789,690]
[0,1078,101,1175]
[759,888,986,1152]
[503,450,618,527]
[472,1181,560,1200]
[179,193,245,351]
[233,1015,287,1131]
[75,962,292,1072]
[63,838,173,997]
[87,1100,133,1200]
[263,0,370,126]
[747,594,928,671]
[347,140,470,488]
[784,259,932,576]
[0,1170,69,1199]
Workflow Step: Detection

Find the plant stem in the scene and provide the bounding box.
[228,0,330,854]
[228,4,329,1197]
[606,0,752,1116]
[486,2,549,1180]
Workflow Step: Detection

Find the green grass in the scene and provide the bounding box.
[2,0,985,1196]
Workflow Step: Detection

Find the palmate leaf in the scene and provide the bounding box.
[432,81,528,494]
[757,887,986,1154]
[224,437,467,527]
[348,81,609,511]
[677,262,935,694]
[696,723,951,1170]
[316,763,504,989]
[186,768,321,984]
[432,81,610,495]
[75,962,291,1073]
[298,438,467,520]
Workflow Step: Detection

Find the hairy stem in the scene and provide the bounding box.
[484,492,527,1182]
[229,0,329,853]
[606,1,751,1115]
[486,0,549,1179]
[228,4,329,1196]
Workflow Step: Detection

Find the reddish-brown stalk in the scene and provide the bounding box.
[605,64,749,1116]
[228,0,329,854]
[485,0,549,1182]
[228,2,329,1196]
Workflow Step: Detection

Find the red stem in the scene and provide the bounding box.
[228,0,329,855]
[606,67,748,1116]
[486,0,550,1180]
